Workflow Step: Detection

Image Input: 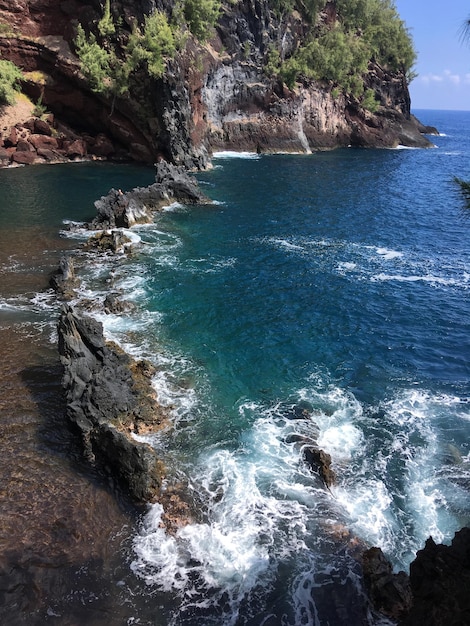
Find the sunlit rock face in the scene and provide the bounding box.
[0,0,433,168]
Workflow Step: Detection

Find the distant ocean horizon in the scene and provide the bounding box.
[1,108,469,625]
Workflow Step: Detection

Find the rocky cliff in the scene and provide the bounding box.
[0,0,435,168]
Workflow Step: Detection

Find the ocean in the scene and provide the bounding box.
[1,110,469,625]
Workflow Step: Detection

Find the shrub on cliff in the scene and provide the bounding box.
[74,10,176,97]
[0,60,23,106]
[183,0,221,42]
[269,0,415,98]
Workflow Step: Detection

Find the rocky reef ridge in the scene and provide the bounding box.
[58,303,167,503]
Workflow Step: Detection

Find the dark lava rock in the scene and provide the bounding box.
[84,230,134,254]
[49,255,79,299]
[303,446,336,488]
[57,305,168,503]
[399,527,470,626]
[104,293,136,314]
[91,160,209,229]
[363,547,412,620]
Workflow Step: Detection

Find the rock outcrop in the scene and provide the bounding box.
[362,529,470,625]
[90,160,210,229]
[400,528,470,626]
[49,255,80,299]
[363,547,413,620]
[0,0,434,170]
[57,304,167,503]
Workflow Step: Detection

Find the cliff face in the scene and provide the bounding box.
[0,0,433,167]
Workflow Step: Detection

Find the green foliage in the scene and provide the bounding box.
[126,11,176,78]
[74,24,113,93]
[75,8,176,98]
[335,0,415,71]
[281,26,369,95]
[455,177,470,210]
[183,0,221,41]
[0,59,23,105]
[273,0,416,96]
[361,87,379,112]
[33,94,48,117]
[98,0,115,37]
[264,44,281,77]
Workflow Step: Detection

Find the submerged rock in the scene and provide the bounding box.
[57,304,167,503]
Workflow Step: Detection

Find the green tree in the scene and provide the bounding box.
[0,59,23,105]
[274,0,415,94]
[74,24,113,93]
[183,0,221,41]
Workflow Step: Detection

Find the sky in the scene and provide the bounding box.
[395,0,470,110]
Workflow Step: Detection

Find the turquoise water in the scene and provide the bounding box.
[71,111,470,624]
[1,113,470,624]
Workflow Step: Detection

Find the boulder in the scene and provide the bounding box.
[33,118,53,135]
[65,138,87,158]
[303,446,336,488]
[57,305,168,503]
[36,147,65,162]
[28,134,58,150]
[11,150,38,164]
[5,126,18,147]
[16,138,35,152]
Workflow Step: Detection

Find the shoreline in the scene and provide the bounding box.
[51,154,470,624]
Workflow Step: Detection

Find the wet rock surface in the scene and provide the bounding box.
[91,160,210,229]
[399,528,470,626]
[57,304,168,503]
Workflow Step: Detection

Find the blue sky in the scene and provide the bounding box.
[395,0,470,110]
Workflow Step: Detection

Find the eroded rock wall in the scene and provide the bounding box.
[0,0,434,168]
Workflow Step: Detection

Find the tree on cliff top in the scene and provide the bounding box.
[269,0,415,102]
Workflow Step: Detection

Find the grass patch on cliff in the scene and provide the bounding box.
[0,60,23,106]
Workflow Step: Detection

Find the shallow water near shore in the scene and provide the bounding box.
[2,112,470,624]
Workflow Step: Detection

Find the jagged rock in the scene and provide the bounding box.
[49,255,79,299]
[363,547,412,620]
[57,304,168,503]
[399,528,470,626]
[85,229,134,254]
[303,446,336,488]
[91,160,209,229]
[104,292,137,314]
